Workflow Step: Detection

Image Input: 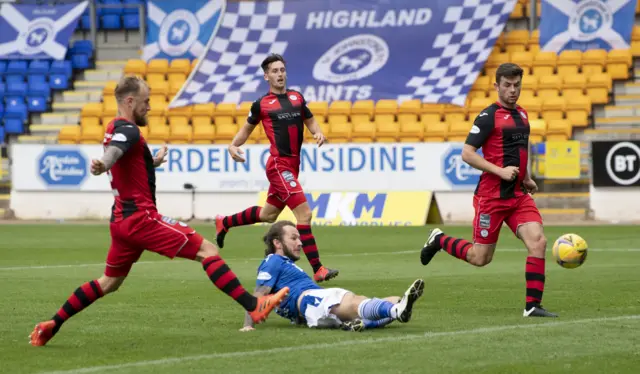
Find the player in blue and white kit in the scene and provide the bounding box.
[240,221,425,332]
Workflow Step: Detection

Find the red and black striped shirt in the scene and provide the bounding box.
[103,118,156,222]
[465,102,531,199]
[247,89,313,157]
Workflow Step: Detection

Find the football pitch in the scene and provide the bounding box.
[1,223,639,374]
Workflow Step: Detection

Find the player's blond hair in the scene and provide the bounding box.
[114,75,148,103]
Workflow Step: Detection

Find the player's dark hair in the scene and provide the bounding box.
[115,75,147,103]
[261,53,286,72]
[263,220,296,257]
[495,63,523,84]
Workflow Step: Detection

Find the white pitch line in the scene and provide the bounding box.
[39,314,640,374]
[1,248,640,271]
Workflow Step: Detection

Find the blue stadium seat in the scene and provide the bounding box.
[123,0,142,14]
[80,14,93,30]
[7,82,27,97]
[0,125,5,144]
[0,61,7,76]
[28,60,50,74]
[72,54,91,70]
[101,15,122,29]
[6,60,27,76]
[0,101,4,117]
[27,96,47,112]
[28,82,50,97]
[49,74,69,90]
[27,74,47,85]
[71,40,94,56]
[123,14,139,29]
[50,60,72,78]
[4,118,24,134]
[101,0,123,15]
[4,103,27,123]
[5,74,23,84]
[0,82,5,101]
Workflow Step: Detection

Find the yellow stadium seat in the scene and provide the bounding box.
[124,59,146,76]
[351,100,375,119]
[375,99,398,115]
[472,75,492,92]
[398,99,421,114]
[58,125,81,144]
[542,97,566,121]
[586,74,610,104]
[192,125,214,144]
[447,121,472,142]
[537,75,561,98]
[215,116,234,126]
[632,26,640,56]
[149,97,167,117]
[147,59,169,75]
[398,113,418,125]
[329,121,351,143]
[81,117,100,128]
[148,80,169,98]
[398,121,423,143]
[214,103,237,118]
[510,51,533,74]
[146,73,165,85]
[606,49,632,80]
[101,116,114,126]
[469,98,493,118]
[166,105,192,119]
[557,50,581,77]
[562,74,587,98]
[468,90,487,100]
[519,96,542,119]
[328,100,351,115]
[493,34,505,53]
[169,59,191,75]
[81,103,103,118]
[192,103,215,117]
[420,113,442,125]
[169,116,189,127]
[235,115,250,126]
[350,114,371,124]
[532,51,556,76]
[328,114,349,127]
[167,73,186,84]
[307,101,328,121]
[102,100,117,117]
[443,104,467,123]
[374,114,394,126]
[315,122,330,142]
[521,74,538,97]
[484,52,510,77]
[169,80,184,96]
[139,126,148,139]
[424,122,447,142]
[581,49,607,75]
[421,103,444,116]
[375,121,398,143]
[509,1,524,20]
[102,80,118,96]
[80,125,104,144]
[192,116,212,128]
[546,119,572,141]
[147,124,169,144]
[214,124,238,144]
[247,124,264,144]
[351,120,376,143]
[566,96,591,127]
[238,100,253,114]
[528,29,540,54]
[487,90,499,101]
[529,119,546,143]
[169,124,192,144]
[148,116,166,128]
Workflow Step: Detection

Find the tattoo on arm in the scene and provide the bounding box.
[101,146,124,170]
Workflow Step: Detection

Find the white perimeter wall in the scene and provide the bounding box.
[589,186,640,222]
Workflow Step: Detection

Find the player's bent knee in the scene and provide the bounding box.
[97,275,126,294]
[260,212,279,223]
[195,240,219,261]
[468,244,494,267]
[292,203,312,224]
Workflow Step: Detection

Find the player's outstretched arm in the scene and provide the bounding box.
[240,285,273,331]
[153,145,168,167]
[91,146,124,175]
[303,118,326,147]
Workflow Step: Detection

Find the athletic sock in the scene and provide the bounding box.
[525,256,545,310]
[51,280,104,335]
[203,256,257,311]
[363,317,394,329]
[358,298,395,320]
[438,234,472,262]
[222,206,262,229]
[297,224,322,273]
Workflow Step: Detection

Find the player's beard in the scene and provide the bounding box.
[283,243,301,262]
[134,111,148,127]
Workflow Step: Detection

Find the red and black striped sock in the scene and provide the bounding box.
[438,234,471,262]
[297,224,322,273]
[203,255,257,311]
[51,280,104,334]
[223,206,262,230]
[525,256,545,310]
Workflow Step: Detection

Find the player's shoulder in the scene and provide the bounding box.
[261,253,285,267]
[473,103,500,123]
[286,89,305,100]
[255,92,273,105]
[515,104,529,116]
[113,118,136,128]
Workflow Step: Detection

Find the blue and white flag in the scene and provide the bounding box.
[0,1,87,60]
[143,0,224,62]
[540,0,636,53]
[169,0,515,108]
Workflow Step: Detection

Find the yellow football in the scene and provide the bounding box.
[552,233,588,269]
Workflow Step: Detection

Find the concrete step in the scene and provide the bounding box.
[84,69,122,82]
[52,102,85,112]
[62,90,102,103]
[599,105,637,118]
[539,209,591,222]
[619,82,640,95]
[594,116,640,126]
[39,112,80,125]
[539,178,590,193]
[75,80,110,91]
[613,94,640,105]
[96,60,128,70]
[532,192,590,209]
[17,134,58,144]
[30,124,67,135]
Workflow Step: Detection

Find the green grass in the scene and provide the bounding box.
[1,224,640,374]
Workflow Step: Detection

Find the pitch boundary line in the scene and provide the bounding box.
[39,314,640,374]
[2,248,640,271]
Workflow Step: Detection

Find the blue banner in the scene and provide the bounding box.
[0,1,87,60]
[540,0,635,53]
[170,0,515,107]
[143,0,223,62]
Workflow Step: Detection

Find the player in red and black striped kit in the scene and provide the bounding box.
[419,63,557,318]
[29,76,289,347]
[216,54,339,283]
